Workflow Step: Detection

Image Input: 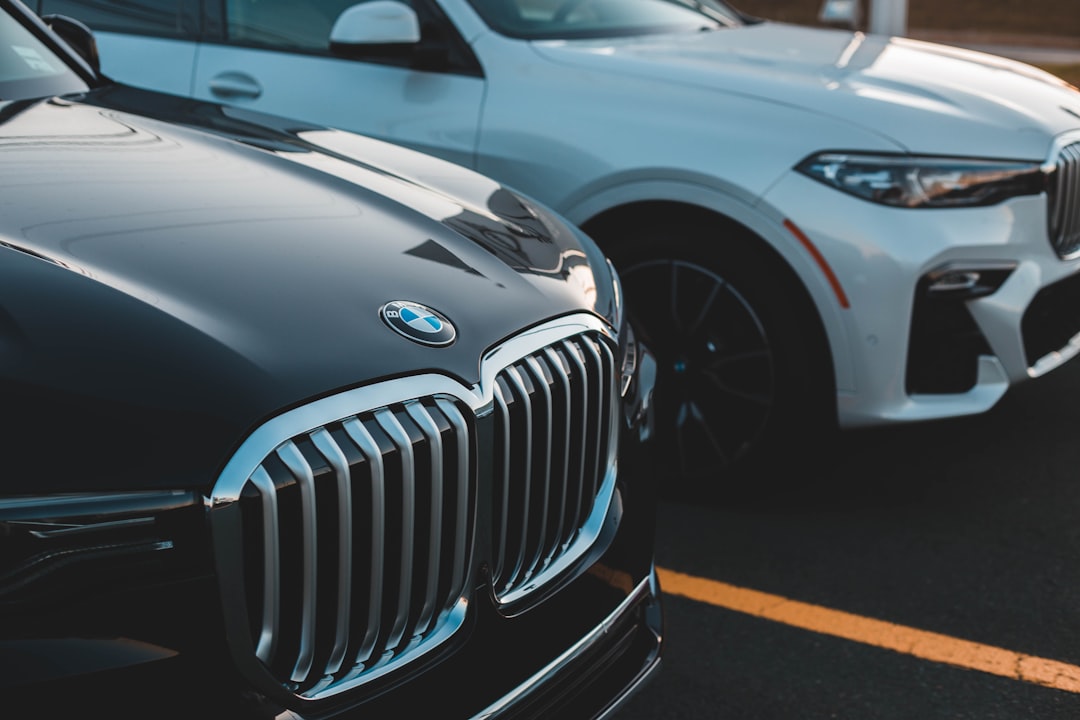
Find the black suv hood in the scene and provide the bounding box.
[0,86,617,493]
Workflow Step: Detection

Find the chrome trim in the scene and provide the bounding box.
[928,271,980,294]
[250,465,280,665]
[543,346,572,557]
[584,338,613,499]
[22,516,154,538]
[922,261,1018,298]
[309,428,353,677]
[469,574,661,720]
[492,380,513,584]
[497,365,533,590]
[436,396,471,607]
[1047,130,1080,259]
[276,441,319,684]
[562,340,591,527]
[1028,329,1080,378]
[341,417,385,668]
[0,490,197,518]
[209,314,620,702]
[406,401,445,637]
[211,316,614,500]
[491,330,620,606]
[378,407,416,653]
[523,354,553,582]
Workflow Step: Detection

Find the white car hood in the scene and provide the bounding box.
[530,22,1080,159]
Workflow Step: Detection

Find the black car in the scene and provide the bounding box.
[0,2,662,716]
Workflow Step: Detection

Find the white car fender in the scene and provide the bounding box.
[560,172,859,395]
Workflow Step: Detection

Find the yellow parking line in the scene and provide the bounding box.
[657,566,1080,693]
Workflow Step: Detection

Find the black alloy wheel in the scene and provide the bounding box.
[594,212,836,497]
[619,257,775,481]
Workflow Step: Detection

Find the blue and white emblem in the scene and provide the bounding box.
[380,300,457,346]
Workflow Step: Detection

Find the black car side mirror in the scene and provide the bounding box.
[42,14,100,74]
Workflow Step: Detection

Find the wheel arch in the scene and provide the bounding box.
[578,196,850,406]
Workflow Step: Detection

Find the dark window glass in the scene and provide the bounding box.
[1,4,88,99]
[38,0,188,38]
[464,0,741,39]
[225,0,360,51]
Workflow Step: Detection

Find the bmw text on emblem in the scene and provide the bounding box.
[380,301,457,346]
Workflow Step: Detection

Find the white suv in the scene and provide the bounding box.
[45,0,1080,488]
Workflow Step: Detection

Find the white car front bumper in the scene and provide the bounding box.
[762,171,1080,428]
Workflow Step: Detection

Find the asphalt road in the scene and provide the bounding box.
[614,357,1080,719]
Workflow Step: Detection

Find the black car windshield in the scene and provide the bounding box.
[465,0,744,39]
[0,3,88,101]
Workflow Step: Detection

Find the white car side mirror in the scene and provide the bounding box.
[331,1,421,46]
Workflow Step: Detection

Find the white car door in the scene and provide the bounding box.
[190,0,485,168]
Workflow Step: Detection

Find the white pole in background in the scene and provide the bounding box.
[869,0,908,36]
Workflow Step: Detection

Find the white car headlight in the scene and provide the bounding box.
[796,152,1046,208]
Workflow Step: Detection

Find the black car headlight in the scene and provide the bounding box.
[0,491,206,608]
[619,319,639,398]
[608,259,656,438]
[796,152,1046,208]
[607,259,635,396]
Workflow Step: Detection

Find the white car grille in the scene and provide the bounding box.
[1049,141,1080,258]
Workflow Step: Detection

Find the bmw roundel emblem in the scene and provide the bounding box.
[380,300,457,347]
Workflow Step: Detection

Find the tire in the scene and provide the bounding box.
[595,212,836,498]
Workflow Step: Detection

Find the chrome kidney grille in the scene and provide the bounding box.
[208,316,620,703]
[233,398,472,699]
[492,335,618,604]
[1049,141,1080,259]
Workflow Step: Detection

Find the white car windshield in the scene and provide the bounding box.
[0,4,87,101]
[466,0,744,39]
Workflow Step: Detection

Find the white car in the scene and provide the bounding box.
[45,0,1080,488]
